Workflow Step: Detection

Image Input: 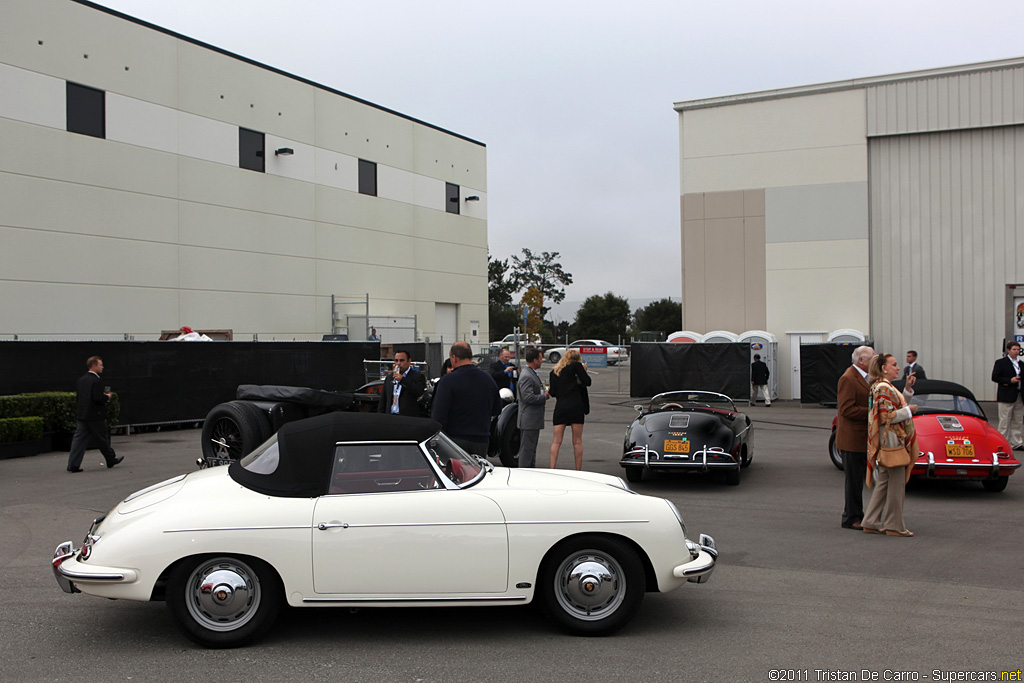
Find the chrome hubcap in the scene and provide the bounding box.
[185,559,260,632]
[554,551,625,621]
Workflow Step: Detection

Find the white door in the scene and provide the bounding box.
[435,303,458,347]
[311,490,508,595]
[788,333,824,400]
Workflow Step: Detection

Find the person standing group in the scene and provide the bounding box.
[515,347,549,468]
[991,341,1023,450]
[431,341,502,457]
[548,349,591,470]
[750,354,771,407]
[862,353,918,537]
[377,349,426,417]
[836,345,874,530]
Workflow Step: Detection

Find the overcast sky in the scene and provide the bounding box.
[95,0,1024,323]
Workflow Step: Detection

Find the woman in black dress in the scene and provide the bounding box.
[548,349,591,470]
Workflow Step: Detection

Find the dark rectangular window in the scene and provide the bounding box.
[239,128,265,173]
[358,159,377,196]
[66,82,105,138]
[446,182,460,215]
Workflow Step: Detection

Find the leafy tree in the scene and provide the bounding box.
[521,287,544,340]
[509,248,573,309]
[488,253,516,308]
[489,304,519,340]
[572,292,630,341]
[632,298,682,337]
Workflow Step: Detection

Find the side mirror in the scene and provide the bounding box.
[634,405,644,413]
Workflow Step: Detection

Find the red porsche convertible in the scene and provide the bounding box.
[827,379,1021,492]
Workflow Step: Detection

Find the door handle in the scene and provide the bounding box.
[317,522,349,530]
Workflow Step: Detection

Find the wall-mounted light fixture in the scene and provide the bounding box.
[465,195,480,202]
[274,147,294,156]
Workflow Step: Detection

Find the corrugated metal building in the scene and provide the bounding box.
[675,57,1024,400]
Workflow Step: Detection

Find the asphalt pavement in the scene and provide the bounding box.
[2,362,1022,682]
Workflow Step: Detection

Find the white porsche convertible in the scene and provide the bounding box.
[53,412,717,647]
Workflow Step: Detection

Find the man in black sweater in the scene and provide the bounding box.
[432,342,502,456]
[67,356,122,472]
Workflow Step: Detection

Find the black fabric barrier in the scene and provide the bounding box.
[0,341,380,425]
[799,343,871,406]
[629,343,751,399]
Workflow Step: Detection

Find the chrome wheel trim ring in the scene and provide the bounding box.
[553,551,626,621]
[185,558,261,632]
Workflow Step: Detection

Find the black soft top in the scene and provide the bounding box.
[891,378,978,401]
[229,412,442,497]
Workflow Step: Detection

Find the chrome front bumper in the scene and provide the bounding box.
[675,533,718,583]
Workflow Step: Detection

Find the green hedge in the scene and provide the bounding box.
[0,392,120,432]
[0,416,44,443]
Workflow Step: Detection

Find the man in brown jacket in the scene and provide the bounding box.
[837,345,874,529]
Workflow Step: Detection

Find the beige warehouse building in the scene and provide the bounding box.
[676,56,1024,401]
[1,0,488,344]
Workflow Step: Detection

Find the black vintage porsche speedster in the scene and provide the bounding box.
[620,391,754,485]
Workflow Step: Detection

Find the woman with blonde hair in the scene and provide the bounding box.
[548,348,592,470]
[862,353,919,537]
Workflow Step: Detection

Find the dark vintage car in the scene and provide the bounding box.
[827,379,1021,492]
[201,380,521,468]
[620,391,754,485]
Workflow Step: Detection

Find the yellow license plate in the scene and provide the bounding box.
[664,439,690,453]
[945,443,975,458]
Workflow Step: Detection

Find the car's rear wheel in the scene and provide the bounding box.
[167,555,282,648]
[724,464,741,485]
[201,401,271,464]
[538,536,644,636]
[548,351,561,363]
[828,430,845,471]
[623,466,643,483]
[982,477,1009,492]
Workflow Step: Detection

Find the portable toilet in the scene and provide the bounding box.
[702,330,739,343]
[739,330,779,403]
[827,329,866,343]
[667,331,704,343]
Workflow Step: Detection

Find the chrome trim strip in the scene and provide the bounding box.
[505,519,649,525]
[164,525,310,533]
[303,595,527,604]
[926,451,935,477]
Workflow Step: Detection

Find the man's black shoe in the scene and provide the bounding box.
[107,456,124,469]
[67,467,83,473]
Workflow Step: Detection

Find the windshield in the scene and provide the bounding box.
[652,392,736,412]
[423,432,486,487]
[909,393,984,417]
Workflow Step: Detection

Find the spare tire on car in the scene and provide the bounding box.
[200,401,271,465]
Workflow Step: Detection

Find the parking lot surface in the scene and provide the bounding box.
[3,364,1021,682]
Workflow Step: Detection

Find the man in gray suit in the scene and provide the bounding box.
[516,347,549,467]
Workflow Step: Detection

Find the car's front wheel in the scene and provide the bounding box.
[167,555,282,648]
[828,430,845,471]
[548,351,561,363]
[538,536,645,636]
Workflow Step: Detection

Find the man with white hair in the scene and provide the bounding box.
[836,345,874,530]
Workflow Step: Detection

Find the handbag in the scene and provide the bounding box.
[876,422,912,468]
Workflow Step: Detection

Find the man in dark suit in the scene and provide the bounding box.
[516,347,549,467]
[991,341,1023,449]
[377,350,427,417]
[902,350,927,380]
[836,345,873,529]
[67,356,122,472]
[489,347,518,395]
